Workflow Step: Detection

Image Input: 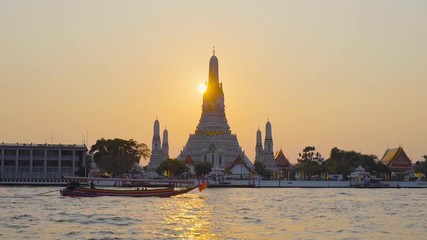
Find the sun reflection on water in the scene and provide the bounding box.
[160,194,219,239]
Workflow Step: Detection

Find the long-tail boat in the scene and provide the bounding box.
[60,176,203,197]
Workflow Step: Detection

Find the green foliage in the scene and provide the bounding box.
[254,161,272,179]
[414,160,427,176]
[224,169,232,176]
[296,146,323,180]
[416,155,427,177]
[89,138,150,176]
[156,158,188,177]
[324,147,389,180]
[374,162,391,178]
[264,170,273,179]
[75,154,94,177]
[194,161,213,176]
[254,161,266,175]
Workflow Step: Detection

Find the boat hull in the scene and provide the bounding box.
[60,186,197,197]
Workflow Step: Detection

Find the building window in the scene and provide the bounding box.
[47,160,58,167]
[33,150,44,156]
[4,149,16,156]
[62,151,73,157]
[33,160,44,167]
[4,160,15,166]
[19,150,30,156]
[204,155,207,162]
[219,156,222,165]
[47,150,59,156]
[62,161,73,167]
[19,160,30,166]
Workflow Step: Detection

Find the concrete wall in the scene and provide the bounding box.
[256,180,350,188]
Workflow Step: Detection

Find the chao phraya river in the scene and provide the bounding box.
[1,186,427,239]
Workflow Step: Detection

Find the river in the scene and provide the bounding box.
[1,187,426,239]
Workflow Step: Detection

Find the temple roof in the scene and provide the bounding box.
[185,155,194,165]
[380,146,412,172]
[274,149,294,169]
[227,155,253,173]
[380,147,402,165]
[354,165,365,172]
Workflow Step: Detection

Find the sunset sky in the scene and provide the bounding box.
[1,1,426,165]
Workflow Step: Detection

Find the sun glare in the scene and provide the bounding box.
[198,82,207,94]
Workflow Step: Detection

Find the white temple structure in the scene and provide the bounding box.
[255,121,279,172]
[147,119,169,170]
[177,49,253,171]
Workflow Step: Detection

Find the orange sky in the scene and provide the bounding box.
[1,1,426,165]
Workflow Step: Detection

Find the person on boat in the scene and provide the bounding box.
[90,181,96,189]
[66,181,80,190]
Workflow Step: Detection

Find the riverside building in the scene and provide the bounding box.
[0,143,87,180]
[147,119,169,170]
[255,121,294,176]
[176,49,253,171]
[380,146,413,173]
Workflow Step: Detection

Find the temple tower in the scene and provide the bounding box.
[264,121,274,155]
[196,49,229,134]
[153,119,161,151]
[259,120,278,171]
[178,49,253,171]
[255,128,263,162]
[162,128,169,160]
[147,119,168,170]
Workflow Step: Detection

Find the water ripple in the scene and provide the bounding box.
[1,187,427,239]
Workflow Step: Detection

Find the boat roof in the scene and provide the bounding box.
[62,176,194,185]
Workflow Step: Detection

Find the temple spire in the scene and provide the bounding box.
[264,120,273,155]
[162,128,169,159]
[199,50,227,131]
[177,52,254,173]
[209,48,219,84]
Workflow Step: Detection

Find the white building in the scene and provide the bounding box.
[147,119,169,170]
[177,50,253,171]
[0,143,87,180]
[227,155,253,178]
[255,121,294,176]
[255,121,277,172]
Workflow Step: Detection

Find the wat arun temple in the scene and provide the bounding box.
[147,50,293,175]
[148,50,254,171]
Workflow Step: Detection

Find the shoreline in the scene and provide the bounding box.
[2,179,427,188]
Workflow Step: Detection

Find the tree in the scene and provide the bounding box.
[156,158,188,177]
[414,156,427,177]
[194,161,213,177]
[371,162,391,179]
[324,147,388,180]
[75,154,94,177]
[89,138,150,176]
[296,146,322,180]
[254,161,266,176]
[254,161,272,179]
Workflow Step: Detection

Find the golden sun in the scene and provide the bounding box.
[198,82,207,94]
